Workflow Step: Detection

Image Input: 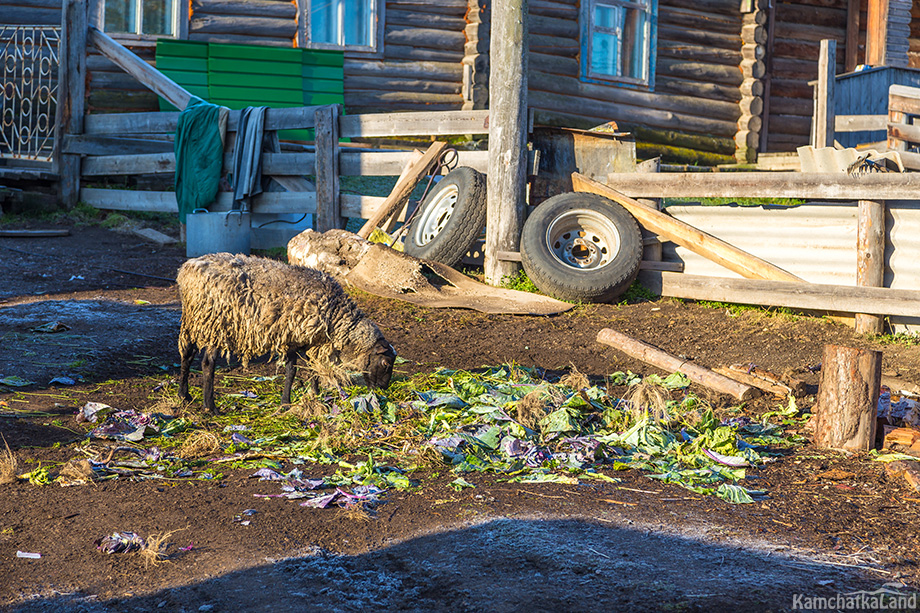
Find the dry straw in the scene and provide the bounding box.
[0,435,18,484]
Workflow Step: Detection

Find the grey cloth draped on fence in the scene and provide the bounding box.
[230,106,268,208]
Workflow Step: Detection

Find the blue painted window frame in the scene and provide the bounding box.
[580,0,658,90]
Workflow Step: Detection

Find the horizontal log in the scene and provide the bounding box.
[778,3,847,28]
[739,96,763,116]
[768,95,814,117]
[344,59,462,82]
[387,0,468,15]
[633,125,736,156]
[187,33,293,46]
[596,328,758,401]
[770,78,815,100]
[658,24,741,50]
[889,122,920,145]
[658,7,740,35]
[656,58,743,86]
[530,34,580,57]
[890,85,920,114]
[604,171,920,200]
[530,72,741,120]
[190,14,296,37]
[636,143,736,166]
[639,271,920,318]
[529,51,580,76]
[530,14,579,38]
[384,25,465,50]
[385,44,464,63]
[657,41,743,66]
[344,75,460,95]
[774,21,845,43]
[386,9,466,30]
[739,80,764,98]
[87,90,159,114]
[0,6,60,25]
[530,0,578,19]
[345,90,463,108]
[656,77,743,103]
[191,0,297,19]
[529,90,739,137]
[659,0,743,18]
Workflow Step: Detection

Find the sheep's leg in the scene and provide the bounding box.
[178,342,196,401]
[282,349,298,405]
[201,346,219,413]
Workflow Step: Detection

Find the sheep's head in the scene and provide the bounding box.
[364,339,396,389]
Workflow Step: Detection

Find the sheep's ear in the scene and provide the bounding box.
[375,341,396,358]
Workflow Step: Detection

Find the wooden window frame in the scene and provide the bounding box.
[580,0,657,89]
[97,0,188,46]
[297,0,384,56]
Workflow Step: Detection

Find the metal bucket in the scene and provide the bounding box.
[186,209,251,258]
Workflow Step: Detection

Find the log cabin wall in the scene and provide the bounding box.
[523,0,746,166]
[765,0,850,152]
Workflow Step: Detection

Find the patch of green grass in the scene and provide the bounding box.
[500,269,540,294]
[875,332,920,346]
[664,197,806,208]
[695,300,799,321]
[252,247,288,262]
[618,280,658,304]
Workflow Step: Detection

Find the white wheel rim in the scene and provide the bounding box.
[414,184,460,246]
[545,208,622,270]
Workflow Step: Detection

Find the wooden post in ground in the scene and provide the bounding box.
[55,0,88,209]
[813,344,882,452]
[846,0,861,72]
[812,39,837,149]
[314,104,341,232]
[484,0,528,285]
[856,200,886,334]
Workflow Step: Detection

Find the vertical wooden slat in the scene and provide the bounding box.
[55,0,88,209]
[484,0,528,285]
[813,39,837,149]
[866,0,890,66]
[846,0,861,72]
[314,104,342,232]
[855,200,886,335]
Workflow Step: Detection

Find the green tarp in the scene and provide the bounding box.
[174,97,227,223]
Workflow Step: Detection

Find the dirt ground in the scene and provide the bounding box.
[2,218,920,612]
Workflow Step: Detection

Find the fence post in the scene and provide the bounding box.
[812,39,836,149]
[856,200,886,335]
[314,104,341,232]
[484,0,528,285]
[54,0,88,209]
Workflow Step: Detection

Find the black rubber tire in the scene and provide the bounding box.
[520,192,642,303]
[403,167,487,267]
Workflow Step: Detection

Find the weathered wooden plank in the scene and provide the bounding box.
[63,134,173,155]
[339,110,490,138]
[605,172,920,200]
[344,76,461,95]
[639,271,920,318]
[55,0,88,208]
[80,187,316,214]
[82,152,174,175]
[340,150,489,175]
[656,58,744,86]
[384,44,464,62]
[384,25,465,50]
[314,104,341,231]
[657,40,743,66]
[856,199,886,334]
[85,106,321,134]
[813,39,837,148]
[386,9,466,29]
[658,24,741,50]
[88,26,192,110]
[835,114,888,132]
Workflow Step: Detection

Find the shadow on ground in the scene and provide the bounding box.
[8,517,891,613]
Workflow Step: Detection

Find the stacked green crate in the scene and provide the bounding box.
[301,48,345,106]
[155,39,210,112]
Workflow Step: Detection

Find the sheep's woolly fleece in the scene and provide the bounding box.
[176,253,385,368]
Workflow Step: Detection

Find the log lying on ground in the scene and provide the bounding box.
[813,344,882,452]
[571,173,804,283]
[713,367,794,398]
[596,328,759,402]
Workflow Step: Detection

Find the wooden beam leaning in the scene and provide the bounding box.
[596,328,758,402]
[603,171,920,200]
[88,26,192,111]
[571,173,804,283]
[638,271,920,317]
[357,141,446,238]
[56,0,88,209]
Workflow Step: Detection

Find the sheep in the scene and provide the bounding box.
[176,252,396,412]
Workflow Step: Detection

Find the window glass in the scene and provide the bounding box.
[587,0,653,85]
[104,1,136,34]
[104,0,176,37]
[310,0,375,47]
[142,0,174,35]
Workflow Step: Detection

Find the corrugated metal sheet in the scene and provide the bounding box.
[662,201,920,333]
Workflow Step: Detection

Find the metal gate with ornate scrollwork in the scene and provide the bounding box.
[0,25,60,162]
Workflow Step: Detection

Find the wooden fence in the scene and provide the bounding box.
[73,106,496,232]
